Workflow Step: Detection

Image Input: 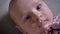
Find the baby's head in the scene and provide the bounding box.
[9,0,53,34]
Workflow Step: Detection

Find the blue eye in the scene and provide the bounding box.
[36,5,41,10]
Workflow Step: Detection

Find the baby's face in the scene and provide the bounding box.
[10,0,53,34]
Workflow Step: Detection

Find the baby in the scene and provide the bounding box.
[9,0,60,34]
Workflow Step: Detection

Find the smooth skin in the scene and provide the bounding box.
[9,0,53,34]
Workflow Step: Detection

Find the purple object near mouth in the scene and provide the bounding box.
[47,15,60,34]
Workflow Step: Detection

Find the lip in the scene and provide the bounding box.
[40,19,56,34]
[38,19,49,34]
[39,19,53,34]
[39,19,51,30]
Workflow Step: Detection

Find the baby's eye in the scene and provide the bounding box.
[25,15,31,21]
[26,15,31,20]
[36,5,41,10]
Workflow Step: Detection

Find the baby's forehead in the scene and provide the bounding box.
[10,0,43,16]
[16,0,42,11]
[17,0,42,5]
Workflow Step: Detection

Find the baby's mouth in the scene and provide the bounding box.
[40,19,52,30]
[39,19,52,34]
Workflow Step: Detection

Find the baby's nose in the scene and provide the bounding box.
[31,9,50,29]
[32,8,47,21]
[31,9,44,22]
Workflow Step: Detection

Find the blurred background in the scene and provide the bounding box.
[0,0,60,18]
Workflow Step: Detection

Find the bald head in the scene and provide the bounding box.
[9,0,53,34]
[9,0,42,12]
[9,0,43,20]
